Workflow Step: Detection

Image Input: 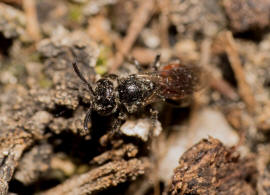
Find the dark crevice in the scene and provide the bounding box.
[48,105,74,119]
[9,177,61,195]
[217,54,237,87]
[168,25,178,46]
[233,28,270,43]
[47,130,101,163]
[94,181,130,195]
[0,33,13,57]
[144,181,165,195]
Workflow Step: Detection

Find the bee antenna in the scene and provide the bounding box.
[153,53,161,71]
[72,61,95,96]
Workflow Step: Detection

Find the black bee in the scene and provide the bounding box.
[73,55,203,132]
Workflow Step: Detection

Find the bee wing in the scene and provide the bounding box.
[157,64,204,100]
[136,64,205,103]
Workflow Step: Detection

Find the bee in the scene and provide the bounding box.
[73,55,203,132]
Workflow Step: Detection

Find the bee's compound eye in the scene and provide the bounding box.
[118,79,142,104]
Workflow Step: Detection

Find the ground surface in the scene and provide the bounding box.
[0,0,270,194]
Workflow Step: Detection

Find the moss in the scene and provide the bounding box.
[38,76,53,89]
[68,4,83,23]
[76,164,90,174]
[29,52,41,62]
[95,47,111,75]
[9,63,27,80]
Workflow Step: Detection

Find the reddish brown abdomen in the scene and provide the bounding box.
[158,64,202,100]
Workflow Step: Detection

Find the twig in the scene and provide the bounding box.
[158,0,170,48]
[209,77,239,100]
[110,0,155,72]
[1,0,22,6]
[22,0,41,42]
[0,128,33,194]
[200,39,238,100]
[222,31,256,113]
[40,159,150,195]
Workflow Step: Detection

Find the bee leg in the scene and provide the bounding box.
[152,54,161,71]
[125,56,142,72]
[150,108,158,124]
[111,112,127,134]
[83,105,93,134]
[149,108,159,136]
[99,112,126,146]
[132,57,142,71]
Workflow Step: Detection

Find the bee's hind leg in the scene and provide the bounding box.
[151,54,161,71]
[125,56,143,72]
[149,108,159,137]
